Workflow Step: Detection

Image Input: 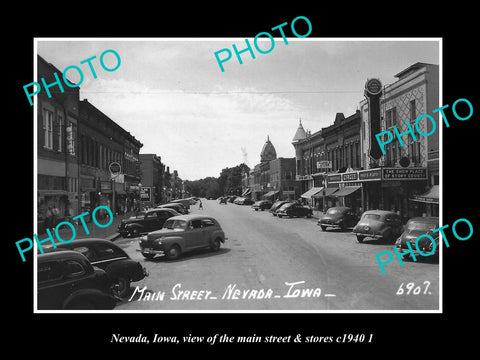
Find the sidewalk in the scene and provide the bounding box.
[53,211,133,243]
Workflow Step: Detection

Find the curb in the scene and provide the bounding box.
[107,232,122,241]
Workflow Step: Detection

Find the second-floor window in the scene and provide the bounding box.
[43,109,53,150]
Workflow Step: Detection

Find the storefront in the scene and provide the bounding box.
[410,185,439,217]
[326,167,428,219]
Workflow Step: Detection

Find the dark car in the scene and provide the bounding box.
[318,206,358,231]
[252,200,273,211]
[228,196,237,203]
[219,197,227,204]
[353,210,404,243]
[37,250,117,310]
[395,217,439,261]
[275,202,313,218]
[139,215,227,260]
[52,238,149,298]
[269,200,289,216]
[157,202,189,214]
[118,208,180,237]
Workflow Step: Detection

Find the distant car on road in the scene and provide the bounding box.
[52,238,149,298]
[219,197,227,204]
[269,200,289,216]
[353,210,404,243]
[252,200,272,211]
[395,216,439,261]
[275,202,313,218]
[228,196,237,203]
[234,197,254,205]
[37,250,117,310]
[118,208,180,237]
[139,214,227,260]
[318,206,358,231]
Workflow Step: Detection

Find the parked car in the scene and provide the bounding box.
[395,216,439,260]
[234,197,254,205]
[171,198,191,210]
[219,197,227,204]
[252,200,273,211]
[318,206,358,231]
[157,202,189,214]
[37,250,117,310]
[275,202,313,218]
[353,210,404,243]
[118,208,180,237]
[51,238,149,298]
[139,214,227,260]
[269,200,289,216]
[228,196,237,203]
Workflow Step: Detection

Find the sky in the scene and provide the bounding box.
[37,38,440,181]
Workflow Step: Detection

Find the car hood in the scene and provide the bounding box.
[147,228,185,239]
[399,229,435,244]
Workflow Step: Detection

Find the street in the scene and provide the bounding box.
[115,199,440,311]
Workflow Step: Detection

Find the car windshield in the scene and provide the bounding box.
[327,208,343,215]
[363,214,381,220]
[407,220,437,231]
[163,219,187,230]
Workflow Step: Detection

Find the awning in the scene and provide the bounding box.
[410,185,439,204]
[312,187,339,198]
[301,187,323,198]
[331,186,361,197]
[242,188,252,196]
[264,190,279,198]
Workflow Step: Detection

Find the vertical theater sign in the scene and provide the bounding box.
[364,78,383,161]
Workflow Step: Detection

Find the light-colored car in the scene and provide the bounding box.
[352,210,403,243]
[139,215,227,260]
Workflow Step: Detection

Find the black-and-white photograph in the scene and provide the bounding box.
[33,38,442,312]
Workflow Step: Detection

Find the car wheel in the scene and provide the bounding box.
[130,227,140,238]
[339,221,345,230]
[320,225,327,231]
[210,238,221,252]
[114,276,131,298]
[254,209,258,211]
[166,245,181,260]
[278,214,282,218]
[142,253,156,260]
[356,235,365,243]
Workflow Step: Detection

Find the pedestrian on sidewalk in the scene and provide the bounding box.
[199,200,203,210]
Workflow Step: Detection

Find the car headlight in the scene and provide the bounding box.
[395,237,401,246]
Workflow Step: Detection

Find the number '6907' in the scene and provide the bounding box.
[396,281,431,295]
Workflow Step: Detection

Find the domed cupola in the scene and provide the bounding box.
[292,118,307,143]
[260,136,277,163]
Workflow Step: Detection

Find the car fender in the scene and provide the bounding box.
[104,259,145,282]
[63,288,115,310]
[210,230,225,243]
[162,236,188,252]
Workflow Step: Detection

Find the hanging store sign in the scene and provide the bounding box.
[140,187,151,201]
[382,168,427,180]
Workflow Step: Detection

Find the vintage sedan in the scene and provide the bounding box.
[139,215,227,260]
[318,206,358,231]
[395,216,439,260]
[269,200,289,216]
[275,202,313,218]
[157,202,189,214]
[219,197,227,204]
[252,200,273,211]
[52,238,148,298]
[118,208,180,237]
[353,210,404,243]
[38,250,117,310]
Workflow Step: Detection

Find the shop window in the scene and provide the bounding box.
[42,109,54,150]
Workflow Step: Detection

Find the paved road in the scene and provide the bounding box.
[115,199,440,311]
